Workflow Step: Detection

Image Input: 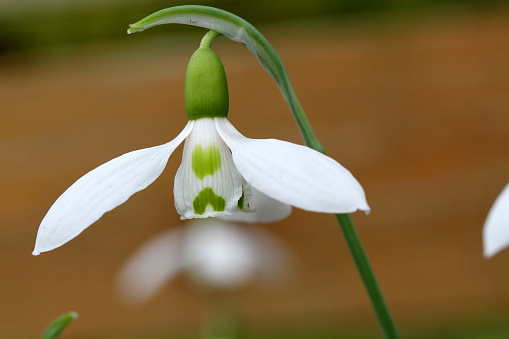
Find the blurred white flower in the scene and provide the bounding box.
[115,219,291,305]
[483,183,509,258]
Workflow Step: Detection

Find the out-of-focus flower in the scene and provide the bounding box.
[483,183,509,257]
[114,219,291,304]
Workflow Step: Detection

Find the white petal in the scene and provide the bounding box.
[218,186,292,223]
[115,228,185,305]
[32,122,194,255]
[483,183,509,258]
[174,118,242,220]
[215,118,370,214]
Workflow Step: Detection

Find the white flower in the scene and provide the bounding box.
[114,219,291,304]
[33,117,369,255]
[32,40,369,256]
[483,183,509,257]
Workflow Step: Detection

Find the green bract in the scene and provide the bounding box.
[185,46,229,120]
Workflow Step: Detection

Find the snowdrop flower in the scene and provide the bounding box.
[483,183,509,257]
[32,34,369,256]
[115,219,291,304]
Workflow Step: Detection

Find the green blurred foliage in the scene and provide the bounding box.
[41,312,78,339]
[0,0,504,57]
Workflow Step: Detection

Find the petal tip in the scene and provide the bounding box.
[482,232,506,259]
[482,237,503,259]
[483,245,497,259]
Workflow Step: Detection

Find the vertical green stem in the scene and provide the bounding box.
[287,66,399,337]
[336,214,400,339]
[201,290,241,339]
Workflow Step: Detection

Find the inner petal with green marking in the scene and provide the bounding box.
[192,144,221,179]
[193,187,226,215]
[173,117,246,219]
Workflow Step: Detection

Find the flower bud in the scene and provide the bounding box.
[185,46,229,120]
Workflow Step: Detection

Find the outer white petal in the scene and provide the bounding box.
[115,228,185,305]
[218,186,292,223]
[32,122,194,255]
[483,183,509,258]
[215,118,370,214]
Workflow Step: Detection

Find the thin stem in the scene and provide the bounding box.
[201,290,241,339]
[336,214,400,339]
[200,29,223,48]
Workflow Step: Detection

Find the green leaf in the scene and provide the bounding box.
[128,5,323,153]
[41,311,78,339]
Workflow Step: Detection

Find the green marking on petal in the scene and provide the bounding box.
[193,187,226,215]
[237,189,245,210]
[192,144,221,179]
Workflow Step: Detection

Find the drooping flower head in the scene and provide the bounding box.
[32,29,369,256]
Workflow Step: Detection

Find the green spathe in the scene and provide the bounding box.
[193,187,226,215]
[192,144,221,179]
[185,47,229,120]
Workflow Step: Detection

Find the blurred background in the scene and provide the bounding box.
[2,0,509,338]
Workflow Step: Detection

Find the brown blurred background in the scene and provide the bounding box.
[1,0,509,338]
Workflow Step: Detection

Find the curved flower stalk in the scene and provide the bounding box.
[32,31,368,256]
[115,219,291,304]
[483,183,509,258]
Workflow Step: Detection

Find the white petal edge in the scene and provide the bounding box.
[483,183,509,258]
[217,187,292,223]
[114,228,185,305]
[32,121,194,255]
[215,118,370,214]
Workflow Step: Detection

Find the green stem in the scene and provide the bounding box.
[201,290,241,339]
[336,214,400,339]
[200,29,223,48]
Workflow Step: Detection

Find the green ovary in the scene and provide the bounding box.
[193,187,226,215]
[192,144,221,179]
